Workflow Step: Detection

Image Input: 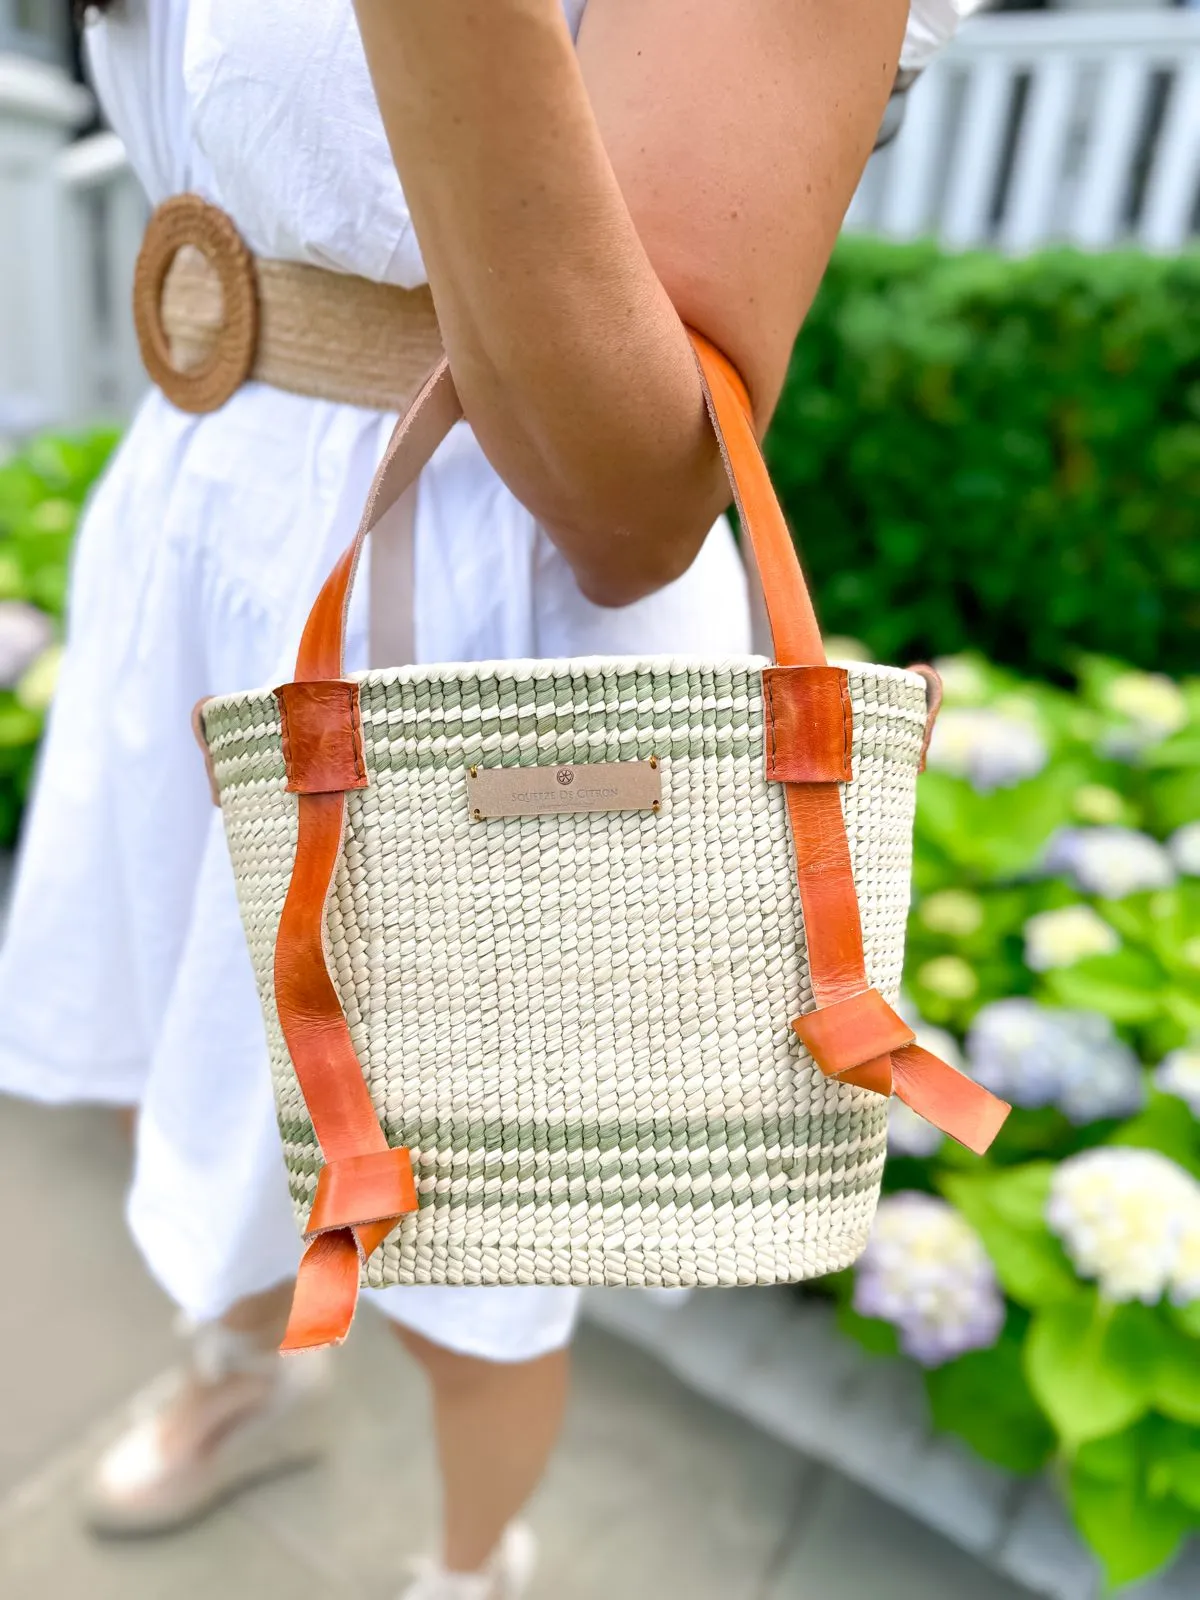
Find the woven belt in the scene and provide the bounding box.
[133,194,444,416]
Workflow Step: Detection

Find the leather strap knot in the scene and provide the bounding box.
[793,990,1009,1158]
[282,1150,419,1354]
[305,1148,419,1238]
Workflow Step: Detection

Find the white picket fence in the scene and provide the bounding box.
[848,9,1200,252]
[2,7,1199,432]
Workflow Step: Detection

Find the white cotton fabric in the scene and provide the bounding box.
[902,0,977,72]
[0,0,959,1360]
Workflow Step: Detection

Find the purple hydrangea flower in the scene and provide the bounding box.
[926,708,1048,794]
[966,999,1145,1125]
[854,1193,1005,1367]
[0,600,53,691]
[1043,827,1176,899]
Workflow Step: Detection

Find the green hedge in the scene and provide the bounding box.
[0,430,119,846]
[769,240,1200,680]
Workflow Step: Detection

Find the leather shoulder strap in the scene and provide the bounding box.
[294,358,462,685]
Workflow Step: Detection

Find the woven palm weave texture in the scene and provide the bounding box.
[202,654,929,1289]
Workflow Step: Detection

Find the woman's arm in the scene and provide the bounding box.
[352,0,905,606]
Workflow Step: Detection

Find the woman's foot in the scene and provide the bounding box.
[400,1523,538,1600]
[85,1317,331,1536]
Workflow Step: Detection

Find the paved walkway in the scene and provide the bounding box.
[0,1095,1032,1600]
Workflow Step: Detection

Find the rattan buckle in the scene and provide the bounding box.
[133,194,259,415]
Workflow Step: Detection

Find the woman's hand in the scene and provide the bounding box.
[352,0,906,607]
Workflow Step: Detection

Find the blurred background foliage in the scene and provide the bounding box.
[0,427,118,847]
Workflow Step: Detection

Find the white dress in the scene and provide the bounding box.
[0,0,962,1361]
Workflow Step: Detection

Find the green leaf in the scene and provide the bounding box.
[1040,948,1165,1024]
[1171,1300,1200,1340]
[0,698,42,750]
[1108,1094,1200,1180]
[1074,1426,1140,1486]
[925,1318,1056,1475]
[915,767,1085,883]
[982,1163,1056,1226]
[1150,1322,1200,1425]
[1150,1438,1200,1511]
[1067,1465,1191,1589]
[1024,1297,1154,1447]
[942,1166,1080,1308]
[1148,769,1200,836]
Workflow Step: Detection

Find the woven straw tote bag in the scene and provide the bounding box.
[197,332,1009,1350]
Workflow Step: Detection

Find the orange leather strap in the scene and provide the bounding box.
[276,362,461,1351]
[272,330,1009,1351]
[690,338,1009,1159]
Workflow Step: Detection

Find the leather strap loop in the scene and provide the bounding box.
[762,666,854,785]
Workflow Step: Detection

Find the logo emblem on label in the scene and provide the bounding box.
[466,759,662,820]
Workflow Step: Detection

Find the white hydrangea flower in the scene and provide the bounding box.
[931,654,990,706]
[824,635,871,663]
[1168,822,1200,878]
[1155,1048,1200,1118]
[15,644,62,714]
[1174,1210,1200,1306]
[1105,672,1189,741]
[926,708,1049,793]
[1023,905,1120,972]
[916,955,978,1001]
[1043,827,1176,900]
[0,600,54,691]
[918,890,986,937]
[1047,1148,1200,1305]
[1072,784,1127,827]
[854,1193,1005,1366]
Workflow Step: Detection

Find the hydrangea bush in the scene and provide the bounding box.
[833,652,1200,1590]
[0,430,118,845]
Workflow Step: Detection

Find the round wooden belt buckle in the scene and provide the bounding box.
[133,194,259,415]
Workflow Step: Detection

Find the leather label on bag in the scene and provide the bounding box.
[466,759,662,820]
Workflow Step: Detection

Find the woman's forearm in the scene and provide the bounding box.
[352,0,904,605]
[352,0,725,606]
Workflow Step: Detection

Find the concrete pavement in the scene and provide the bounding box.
[0,1095,1032,1600]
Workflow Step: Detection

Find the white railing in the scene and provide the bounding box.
[848,9,1200,251]
[0,55,146,434]
[55,130,149,421]
[2,8,1200,433]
